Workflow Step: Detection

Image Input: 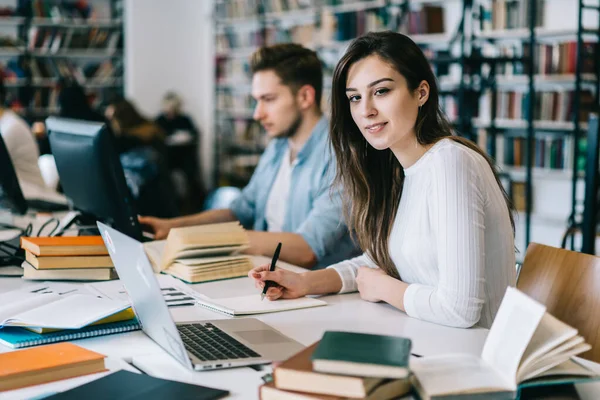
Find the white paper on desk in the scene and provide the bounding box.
[0,293,130,329]
[87,274,201,307]
[20,282,98,297]
[194,294,327,316]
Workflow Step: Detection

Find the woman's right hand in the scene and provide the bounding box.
[138,216,174,240]
[248,265,309,301]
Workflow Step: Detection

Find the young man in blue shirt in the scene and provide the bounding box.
[140,44,359,269]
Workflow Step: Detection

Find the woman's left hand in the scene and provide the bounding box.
[356,266,388,302]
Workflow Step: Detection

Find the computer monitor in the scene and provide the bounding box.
[0,134,27,215]
[46,117,143,241]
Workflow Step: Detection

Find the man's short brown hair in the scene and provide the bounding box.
[250,43,323,107]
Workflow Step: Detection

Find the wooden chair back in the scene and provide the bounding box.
[517,242,600,363]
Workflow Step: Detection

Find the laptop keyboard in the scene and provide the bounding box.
[177,322,261,362]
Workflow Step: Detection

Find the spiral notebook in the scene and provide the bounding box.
[0,319,140,349]
[194,294,327,316]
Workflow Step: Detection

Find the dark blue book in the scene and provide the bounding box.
[45,370,229,400]
[0,319,140,349]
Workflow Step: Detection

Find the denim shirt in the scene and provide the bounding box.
[229,117,360,268]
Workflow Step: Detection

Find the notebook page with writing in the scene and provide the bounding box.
[195,294,327,316]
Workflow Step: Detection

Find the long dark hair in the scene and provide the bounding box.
[330,31,514,278]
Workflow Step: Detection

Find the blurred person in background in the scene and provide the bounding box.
[155,91,205,211]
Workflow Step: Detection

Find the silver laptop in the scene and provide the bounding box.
[97,222,304,371]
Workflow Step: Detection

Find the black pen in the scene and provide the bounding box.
[261,242,282,301]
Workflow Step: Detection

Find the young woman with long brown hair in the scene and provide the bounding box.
[248,31,516,328]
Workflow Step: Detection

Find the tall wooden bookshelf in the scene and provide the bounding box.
[0,0,124,123]
[213,0,599,255]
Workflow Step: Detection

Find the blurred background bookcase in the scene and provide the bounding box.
[213,0,600,257]
[0,0,124,123]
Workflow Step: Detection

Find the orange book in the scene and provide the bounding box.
[20,236,109,257]
[0,343,107,392]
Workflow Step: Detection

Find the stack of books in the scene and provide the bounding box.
[261,331,413,400]
[143,222,254,284]
[20,236,117,281]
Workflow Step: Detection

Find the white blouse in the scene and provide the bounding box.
[329,139,516,328]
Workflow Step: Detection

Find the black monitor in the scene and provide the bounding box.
[46,117,143,241]
[0,134,27,215]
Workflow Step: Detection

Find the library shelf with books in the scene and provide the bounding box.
[472,0,599,255]
[0,0,124,123]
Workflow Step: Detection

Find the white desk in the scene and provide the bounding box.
[1,256,600,399]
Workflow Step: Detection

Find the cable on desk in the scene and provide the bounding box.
[36,217,60,237]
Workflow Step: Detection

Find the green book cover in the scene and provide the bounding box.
[311,331,411,369]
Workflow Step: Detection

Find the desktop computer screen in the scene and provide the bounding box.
[0,134,28,215]
[46,117,143,241]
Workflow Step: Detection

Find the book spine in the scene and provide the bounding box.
[15,323,140,349]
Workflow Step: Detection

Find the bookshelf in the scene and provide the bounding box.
[213,0,599,254]
[0,0,124,122]
[471,0,600,253]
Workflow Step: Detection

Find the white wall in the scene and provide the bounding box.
[124,0,215,188]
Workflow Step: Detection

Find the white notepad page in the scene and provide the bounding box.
[195,294,327,316]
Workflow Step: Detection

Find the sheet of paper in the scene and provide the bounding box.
[86,274,201,307]
[19,282,99,297]
[196,293,327,316]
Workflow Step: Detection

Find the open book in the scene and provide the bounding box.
[411,287,598,399]
[143,222,253,283]
[0,290,131,331]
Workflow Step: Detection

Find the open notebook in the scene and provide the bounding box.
[194,294,327,317]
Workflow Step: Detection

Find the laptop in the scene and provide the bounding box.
[97,222,304,371]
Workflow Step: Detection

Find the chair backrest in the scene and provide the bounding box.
[517,242,600,363]
[202,186,242,210]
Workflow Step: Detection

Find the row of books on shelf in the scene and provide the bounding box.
[215,0,268,20]
[220,119,266,146]
[216,4,444,52]
[25,0,98,20]
[3,58,122,85]
[479,0,544,31]
[326,7,389,42]
[216,29,266,53]
[217,90,255,111]
[481,90,594,124]
[28,26,121,52]
[523,42,597,76]
[400,5,444,36]
[489,41,597,76]
[493,135,584,172]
